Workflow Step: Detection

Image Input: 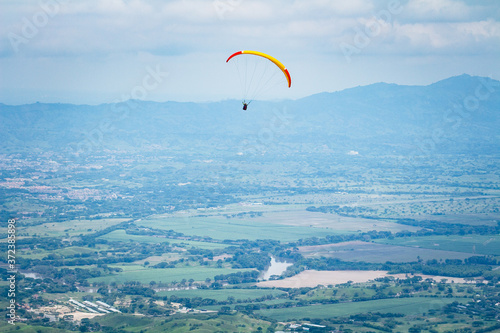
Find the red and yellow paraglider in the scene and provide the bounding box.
[226,50,291,110]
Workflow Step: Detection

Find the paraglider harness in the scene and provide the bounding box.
[242,101,249,110]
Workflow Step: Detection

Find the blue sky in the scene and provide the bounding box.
[1,0,499,104]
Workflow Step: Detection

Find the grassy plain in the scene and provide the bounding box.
[15,218,129,238]
[157,288,287,301]
[92,312,274,333]
[136,214,340,241]
[88,264,254,284]
[414,213,500,226]
[255,297,469,321]
[18,245,104,260]
[374,235,500,256]
[0,322,71,332]
[299,240,474,263]
[136,205,419,242]
[98,230,229,249]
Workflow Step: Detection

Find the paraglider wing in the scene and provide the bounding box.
[226,50,291,88]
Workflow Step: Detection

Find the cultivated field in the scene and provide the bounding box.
[18,245,106,260]
[15,218,129,238]
[98,230,229,249]
[299,240,474,262]
[255,297,469,321]
[135,205,420,242]
[89,264,254,284]
[157,288,287,301]
[136,213,341,242]
[375,235,500,256]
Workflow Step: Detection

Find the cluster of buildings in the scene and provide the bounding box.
[277,322,328,332]
[68,299,121,314]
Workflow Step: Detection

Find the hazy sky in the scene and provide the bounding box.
[1,0,499,104]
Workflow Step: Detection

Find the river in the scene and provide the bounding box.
[260,256,292,281]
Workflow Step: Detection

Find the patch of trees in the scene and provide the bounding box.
[230,251,271,270]
[126,226,184,238]
[18,237,64,251]
[465,256,498,265]
[168,295,218,308]
[119,283,155,297]
[283,256,496,279]
[385,259,493,278]
[224,211,263,219]
[78,220,133,243]
[24,253,148,269]
[306,205,376,216]
[276,248,303,262]
[395,218,500,236]
[213,270,260,284]
[234,239,282,253]
[300,257,383,272]
[152,262,176,269]
[290,230,393,248]
[306,207,500,238]
[0,209,17,225]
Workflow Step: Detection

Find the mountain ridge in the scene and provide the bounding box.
[1,74,498,156]
[0,74,496,108]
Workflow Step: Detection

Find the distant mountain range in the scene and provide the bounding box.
[1,74,499,156]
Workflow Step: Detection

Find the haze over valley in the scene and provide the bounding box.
[1,75,500,332]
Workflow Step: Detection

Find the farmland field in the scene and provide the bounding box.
[18,246,106,260]
[299,240,475,262]
[255,297,469,320]
[374,235,500,256]
[135,214,341,241]
[157,288,287,301]
[88,264,254,284]
[412,213,500,226]
[98,230,229,249]
[135,206,420,242]
[15,218,130,238]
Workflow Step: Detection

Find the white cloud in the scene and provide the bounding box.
[404,0,471,21]
[391,19,500,54]
[1,0,499,104]
[288,0,374,18]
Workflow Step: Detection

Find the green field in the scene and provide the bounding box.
[157,288,287,301]
[135,215,339,242]
[414,213,500,226]
[375,235,500,256]
[135,205,420,241]
[98,230,229,249]
[16,218,129,238]
[299,241,474,263]
[88,264,254,284]
[18,246,102,259]
[255,297,469,321]
[92,312,274,333]
[0,322,71,333]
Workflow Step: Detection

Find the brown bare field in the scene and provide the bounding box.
[257,270,471,288]
[66,312,105,321]
[257,270,389,288]
[33,305,105,322]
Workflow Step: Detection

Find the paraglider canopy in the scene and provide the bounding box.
[226,50,291,88]
[226,50,291,108]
